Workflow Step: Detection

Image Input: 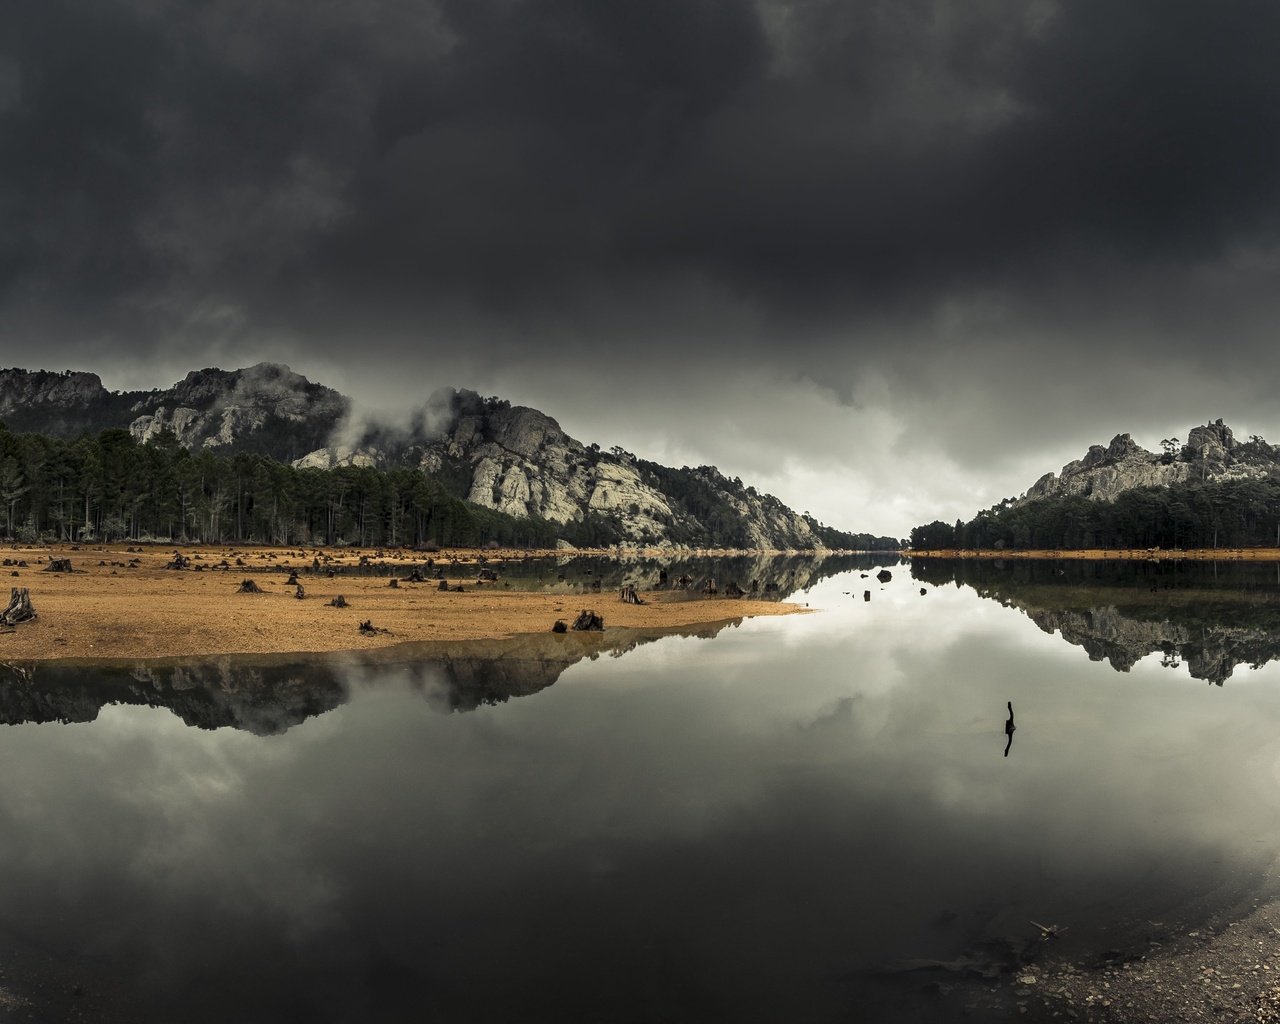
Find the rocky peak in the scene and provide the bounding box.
[1021,419,1270,505]
[1186,418,1235,458]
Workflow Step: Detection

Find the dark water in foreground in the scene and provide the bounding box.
[3,558,1280,1021]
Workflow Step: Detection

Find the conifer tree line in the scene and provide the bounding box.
[912,478,1280,551]
[0,423,896,549]
[0,424,560,547]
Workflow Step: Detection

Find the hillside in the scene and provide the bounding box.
[0,367,894,550]
[912,419,1280,551]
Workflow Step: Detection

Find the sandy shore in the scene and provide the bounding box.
[0,543,804,661]
[907,547,1280,561]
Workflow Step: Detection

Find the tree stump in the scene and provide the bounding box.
[571,609,604,631]
[294,585,306,600]
[329,595,349,608]
[619,585,645,605]
[285,572,300,586]
[237,578,263,594]
[44,559,73,573]
[551,619,568,633]
[166,554,190,570]
[0,588,35,626]
[359,620,389,635]
[724,581,745,598]
[388,578,400,588]
[438,579,448,592]
[876,569,893,583]
[863,590,871,602]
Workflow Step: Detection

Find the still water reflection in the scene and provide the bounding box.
[2,560,1280,1021]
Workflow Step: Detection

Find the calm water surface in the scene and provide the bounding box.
[3,558,1280,1021]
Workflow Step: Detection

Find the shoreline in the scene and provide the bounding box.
[0,542,814,662]
[905,546,1280,561]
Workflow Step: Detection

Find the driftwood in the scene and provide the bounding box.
[571,609,604,631]
[619,585,645,605]
[551,619,568,633]
[44,558,73,573]
[328,595,348,608]
[237,578,263,594]
[0,588,35,626]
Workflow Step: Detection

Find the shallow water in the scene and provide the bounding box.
[3,559,1280,1021]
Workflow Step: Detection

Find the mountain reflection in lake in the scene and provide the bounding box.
[3,559,1280,1022]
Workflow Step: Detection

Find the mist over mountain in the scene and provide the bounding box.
[0,363,896,550]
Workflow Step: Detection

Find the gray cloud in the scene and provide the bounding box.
[2,0,1280,534]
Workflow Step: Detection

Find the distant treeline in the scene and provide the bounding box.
[0,425,560,547]
[0,423,894,550]
[912,477,1280,551]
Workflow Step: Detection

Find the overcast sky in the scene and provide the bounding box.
[3,0,1280,536]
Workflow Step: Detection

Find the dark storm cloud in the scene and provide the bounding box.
[3,0,1280,532]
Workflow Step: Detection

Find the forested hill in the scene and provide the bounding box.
[0,366,897,550]
[912,419,1280,551]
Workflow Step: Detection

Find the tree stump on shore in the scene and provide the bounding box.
[285,571,300,586]
[44,559,73,573]
[388,578,400,588]
[359,619,389,635]
[237,578,263,594]
[0,588,35,626]
[571,609,604,631]
[294,585,306,600]
[166,554,190,570]
[438,579,449,592]
[329,595,348,608]
[551,619,568,633]
[619,585,645,605]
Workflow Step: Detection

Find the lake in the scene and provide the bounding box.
[3,556,1280,1022]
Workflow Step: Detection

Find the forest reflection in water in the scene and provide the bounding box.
[2,556,1280,1022]
[910,556,1280,684]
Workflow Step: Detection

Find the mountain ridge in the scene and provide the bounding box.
[0,364,896,550]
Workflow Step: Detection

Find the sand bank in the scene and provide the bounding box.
[0,543,803,662]
[907,547,1280,561]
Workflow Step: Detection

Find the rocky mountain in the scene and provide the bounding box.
[0,366,893,550]
[0,363,347,463]
[1021,419,1280,504]
[299,387,881,548]
[309,388,844,548]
